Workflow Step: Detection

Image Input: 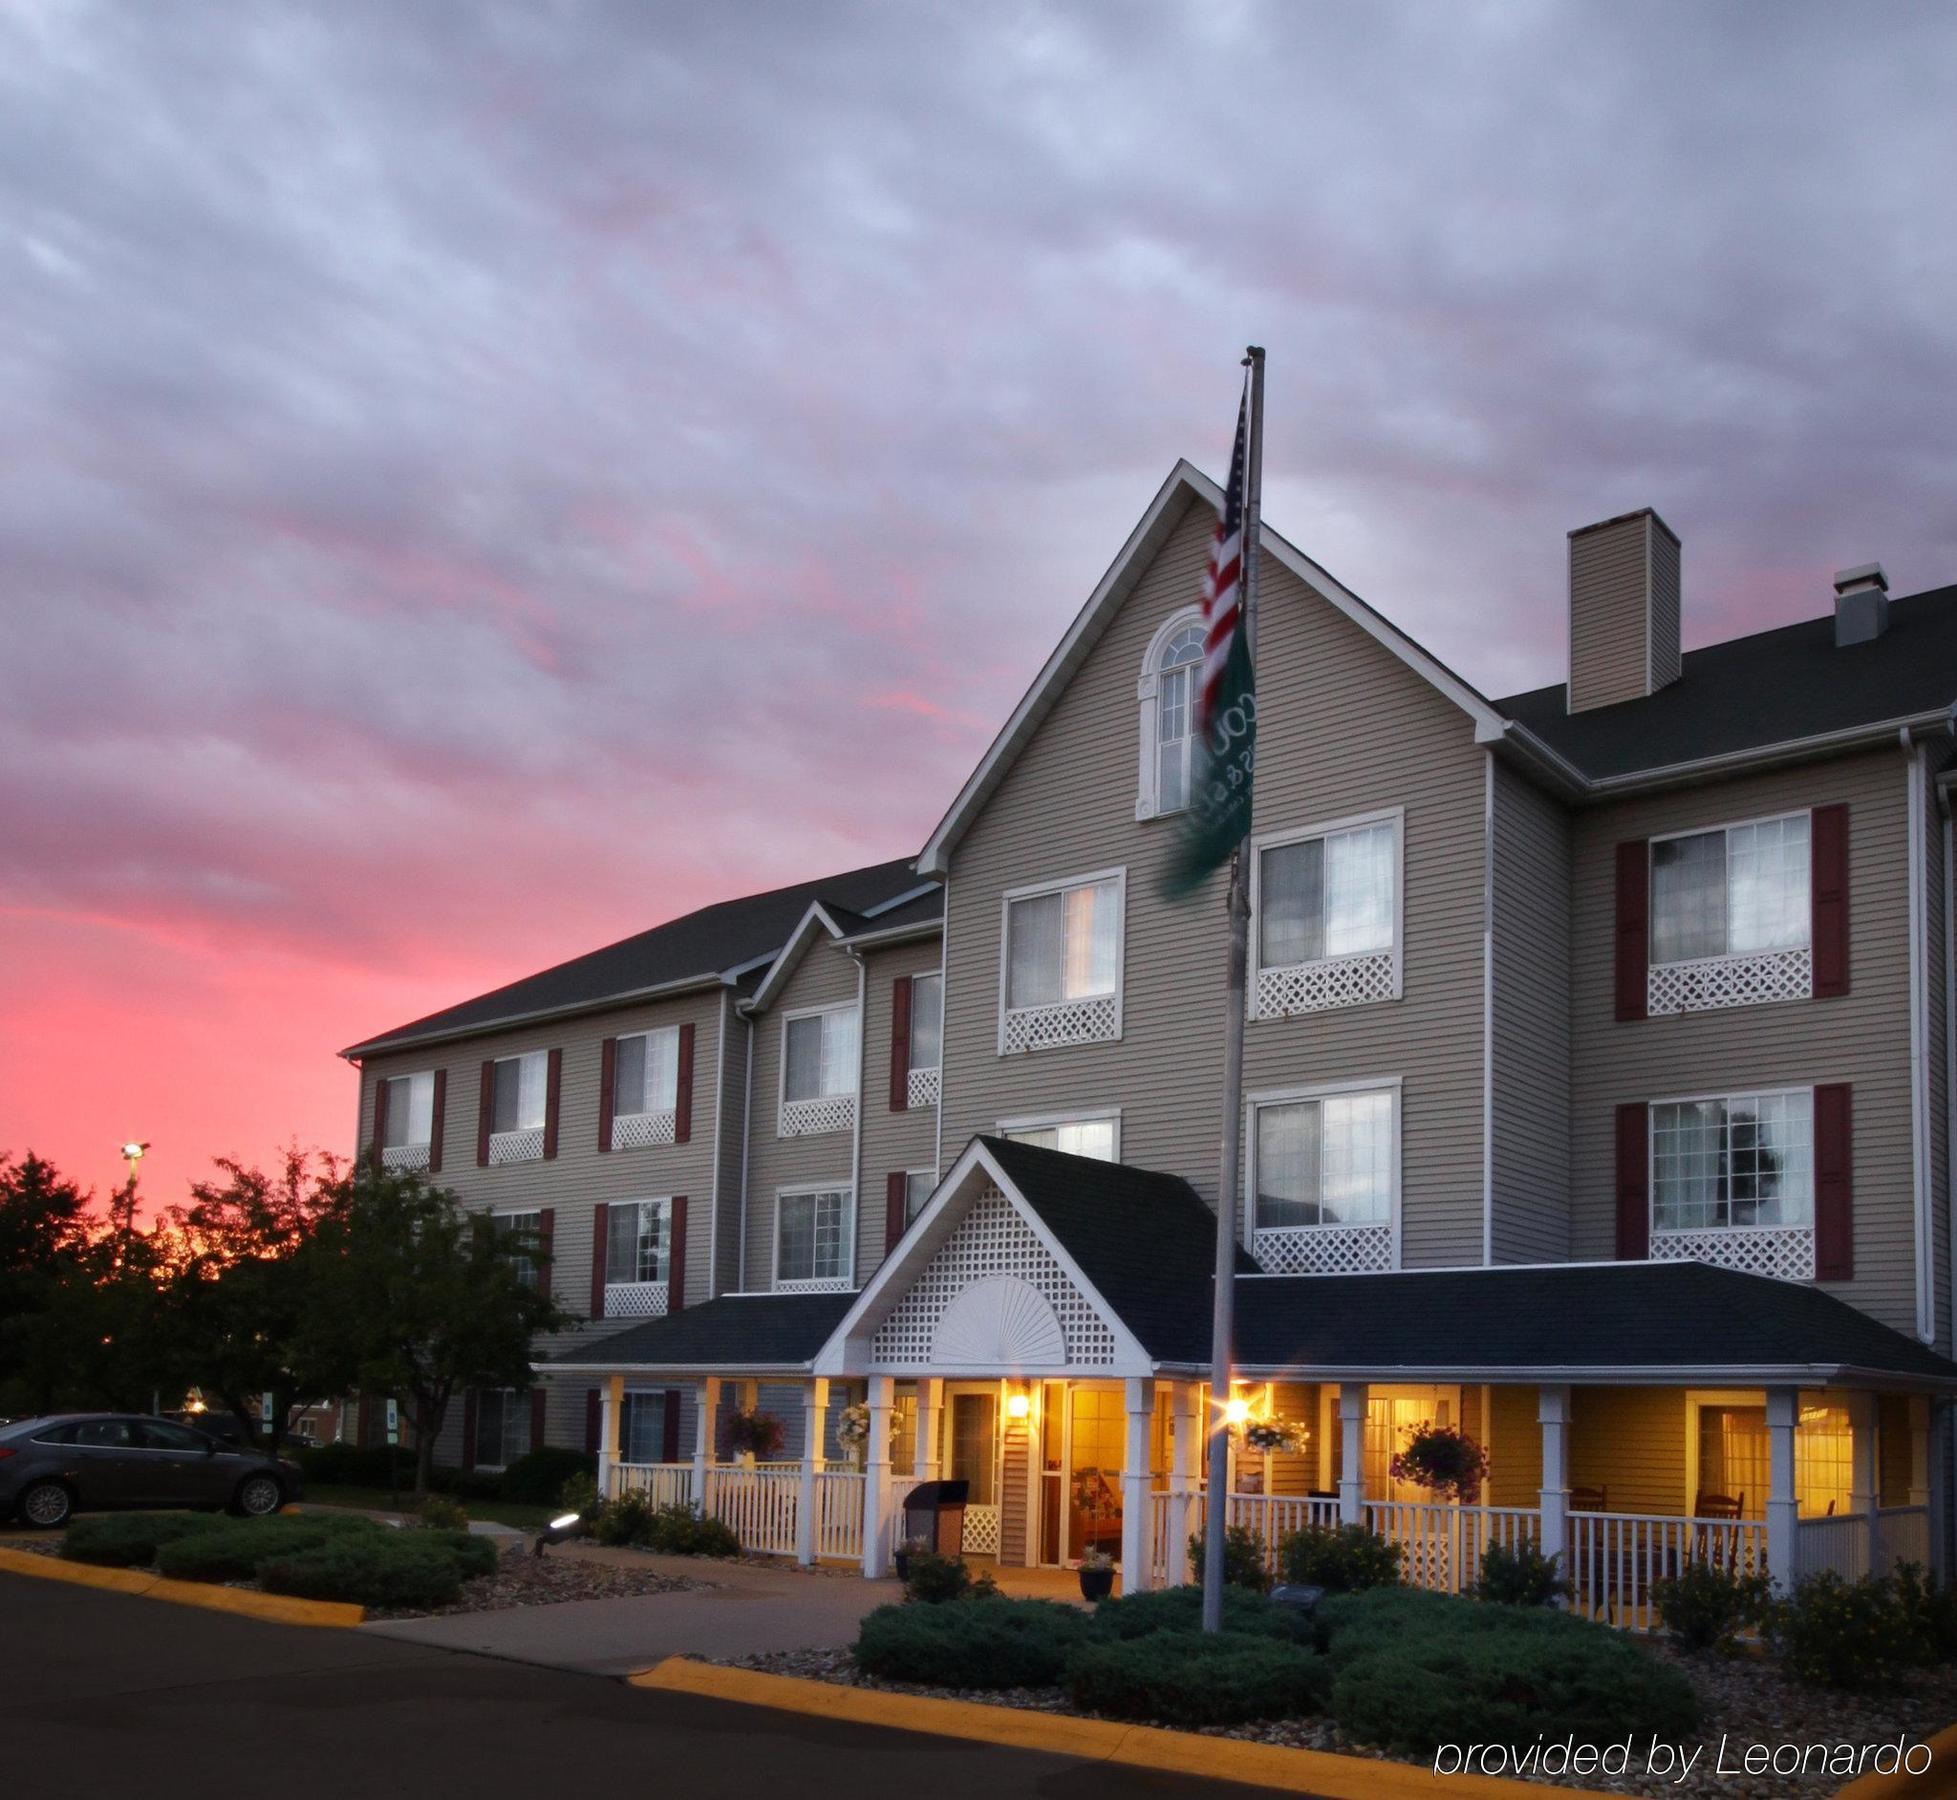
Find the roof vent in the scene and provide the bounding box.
[1832,563,1889,647]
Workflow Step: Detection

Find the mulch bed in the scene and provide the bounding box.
[727,1641,1957,1798]
[368,1544,703,1619]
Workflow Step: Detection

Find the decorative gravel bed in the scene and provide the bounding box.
[368,1545,704,1619]
[726,1642,1957,1799]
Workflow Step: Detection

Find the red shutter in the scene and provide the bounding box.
[1614,1103,1649,1260]
[889,975,913,1111]
[1614,840,1649,1023]
[428,1069,447,1172]
[598,1037,617,1151]
[886,1170,908,1254]
[584,1388,601,1454]
[1812,804,1850,998]
[536,1207,555,1294]
[477,1061,495,1166]
[674,1023,695,1143]
[542,1048,563,1159]
[662,1389,682,1463]
[1815,1082,1854,1280]
[370,1078,390,1169]
[669,1196,688,1311]
[530,1386,547,1452]
[461,1389,479,1468]
[590,1203,609,1319]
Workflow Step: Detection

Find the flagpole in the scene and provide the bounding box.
[1202,344,1264,1633]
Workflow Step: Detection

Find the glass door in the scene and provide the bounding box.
[1067,1385,1125,1563]
[1039,1381,1066,1564]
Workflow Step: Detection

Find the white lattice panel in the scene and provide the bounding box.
[775,1275,854,1295]
[1648,946,1811,1015]
[1253,950,1396,1020]
[380,1143,429,1172]
[604,1279,669,1319]
[907,1066,940,1108]
[873,1187,1116,1367]
[611,1109,677,1150]
[779,1094,856,1137]
[1001,994,1118,1055]
[488,1127,544,1165]
[961,1504,1001,1555]
[1651,1224,1815,1282]
[1252,1222,1393,1274]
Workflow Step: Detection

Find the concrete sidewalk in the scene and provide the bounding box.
[363,1546,902,1674]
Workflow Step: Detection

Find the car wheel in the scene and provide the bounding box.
[19,1481,73,1529]
[233,1474,284,1518]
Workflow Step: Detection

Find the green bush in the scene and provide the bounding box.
[558,1472,600,1519]
[1187,1524,1271,1592]
[1895,1562,1957,1663]
[155,1513,380,1584]
[1769,1572,1930,1689]
[643,1502,741,1558]
[1651,1561,1773,1653]
[427,1465,505,1502]
[1473,1541,1571,1609]
[425,1527,499,1580]
[591,1489,653,1547]
[1277,1523,1401,1594]
[62,1512,225,1568]
[259,1534,466,1610]
[902,1550,996,1604]
[855,1595,1095,1688]
[1315,1585,1595,1666]
[1066,1631,1330,1727]
[496,1444,595,1504]
[1092,1583,1311,1643]
[416,1494,470,1532]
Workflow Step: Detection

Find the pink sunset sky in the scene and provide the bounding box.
[5,5,1955,1212]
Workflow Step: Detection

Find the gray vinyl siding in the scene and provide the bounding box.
[857,934,947,1275]
[1490,756,1574,1263]
[941,493,1491,1268]
[740,938,861,1291]
[1567,518,1653,713]
[1568,750,1920,1335]
[1922,747,1951,1355]
[713,990,751,1301]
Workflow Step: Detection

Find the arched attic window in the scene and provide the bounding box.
[1135,609,1205,820]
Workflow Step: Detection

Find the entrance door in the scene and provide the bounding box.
[948,1391,999,1555]
[1365,1387,1458,1502]
[1067,1385,1124,1562]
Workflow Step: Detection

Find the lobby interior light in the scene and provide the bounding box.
[1005,1391,1031,1421]
[1223,1396,1252,1428]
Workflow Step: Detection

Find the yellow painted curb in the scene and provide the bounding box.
[0,1544,362,1628]
[1835,1720,1957,1799]
[630,1656,1566,1800]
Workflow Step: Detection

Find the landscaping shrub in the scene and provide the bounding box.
[1895,1562,1957,1663]
[1651,1561,1773,1653]
[291,1443,414,1489]
[902,1550,995,1604]
[496,1445,595,1505]
[1473,1541,1571,1609]
[591,1489,653,1547]
[1092,1583,1311,1644]
[1066,1632,1330,1727]
[425,1527,499,1580]
[62,1512,225,1568]
[558,1471,600,1519]
[1276,1523,1401,1594]
[1187,1523,1271,1592]
[643,1502,741,1558]
[855,1595,1095,1688]
[1315,1585,1594,1666]
[416,1494,470,1532]
[1769,1571,1930,1689]
[259,1534,467,1610]
[427,1466,505,1502]
[156,1513,380,1584]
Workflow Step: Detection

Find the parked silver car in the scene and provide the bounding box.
[0,1413,302,1528]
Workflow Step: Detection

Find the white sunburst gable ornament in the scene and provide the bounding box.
[931,1273,1067,1370]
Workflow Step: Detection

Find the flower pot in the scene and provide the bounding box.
[893,1550,911,1583]
[734,1450,756,1471]
[1078,1564,1115,1602]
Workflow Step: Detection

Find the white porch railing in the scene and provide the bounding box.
[1875,1505,1931,1571]
[1365,1500,1541,1594]
[704,1465,800,1556]
[1232,1492,1341,1565]
[814,1469,867,1561]
[610,1461,694,1510]
[1568,1511,1766,1632]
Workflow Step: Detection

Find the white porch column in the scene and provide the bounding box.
[1169,1380,1200,1585]
[860,1374,895,1578]
[1766,1386,1799,1595]
[597,1372,624,1498]
[692,1376,720,1508]
[1537,1384,1571,1571]
[1338,1383,1368,1526]
[915,1378,944,1483]
[796,1378,829,1567]
[1119,1377,1155,1593]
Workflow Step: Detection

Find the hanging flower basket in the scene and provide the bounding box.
[1389,1421,1489,1502]
[723,1408,785,1465]
[1243,1419,1298,1455]
[835,1403,871,1463]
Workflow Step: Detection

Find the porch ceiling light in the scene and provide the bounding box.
[1005,1392,1031,1420]
[1223,1397,1252,1428]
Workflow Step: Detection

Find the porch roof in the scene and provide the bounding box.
[548,1291,855,1374]
[1217,1261,1957,1389]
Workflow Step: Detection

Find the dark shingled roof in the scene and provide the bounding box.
[841,885,944,937]
[344,857,924,1056]
[1496,583,1957,781]
[552,1291,855,1371]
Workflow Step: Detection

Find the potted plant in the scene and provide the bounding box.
[1389,1421,1489,1502]
[1078,1545,1116,1601]
[893,1533,931,1583]
[723,1409,785,1470]
[835,1402,871,1466]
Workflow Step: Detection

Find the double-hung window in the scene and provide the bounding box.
[999,869,1124,1054]
[904,1169,936,1225]
[780,1006,859,1136]
[1651,1090,1814,1235]
[1247,1084,1397,1272]
[489,1052,548,1163]
[612,1027,680,1149]
[605,1199,671,1316]
[379,1071,435,1170]
[1649,814,1812,1011]
[775,1186,853,1291]
[473,1389,529,1470]
[1252,813,1400,1019]
[492,1210,543,1289]
[1001,1112,1120,1162]
[619,1390,671,1464]
[907,972,943,1107]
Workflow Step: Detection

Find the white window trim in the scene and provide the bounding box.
[1135,605,1205,822]
[995,865,1128,1056]
[619,1385,674,1465]
[472,1386,524,1473]
[778,1000,861,1136]
[1647,1083,1818,1237]
[1248,807,1405,1019]
[380,1070,436,1152]
[907,971,945,1074]
[996,1107,1124,1161]
[1243,1076,1402,1267]
[604,1197,673,1314]
[903,1166,937,1227]
[1648,807,1814,967]
[772,1182,856,1292]
[612,1024,682,1114]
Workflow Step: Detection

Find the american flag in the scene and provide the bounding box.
[1197,387,1249,738]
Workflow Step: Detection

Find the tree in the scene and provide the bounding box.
[299,1164,571,1492]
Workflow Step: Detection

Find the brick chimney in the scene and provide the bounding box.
[1567,508,1681,714]
[1832,563,1889,646]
